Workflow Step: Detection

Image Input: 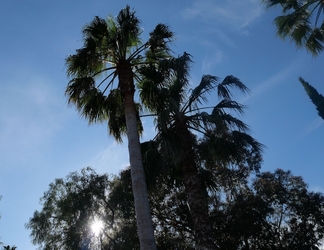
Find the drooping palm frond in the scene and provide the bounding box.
[214,99,246,115]
[186,75,220,112]
[217,75,250,100]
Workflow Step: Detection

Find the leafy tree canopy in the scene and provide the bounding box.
[27,166,324,249]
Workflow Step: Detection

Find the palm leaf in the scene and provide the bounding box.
[306,26,324,54]
[215,99,246,115]
[263,0,324,56]
[187,75,220,111]
[79,89,108,124]
[217,75,249,100]
[147,23,174,56]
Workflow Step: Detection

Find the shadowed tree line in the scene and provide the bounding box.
[26,166,324,249]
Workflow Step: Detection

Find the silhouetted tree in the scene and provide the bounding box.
[300,77,324,120]
[139,53,263,249]
[65,6,175,249]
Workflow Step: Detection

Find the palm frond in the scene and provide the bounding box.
[76,88,108,124]
[105,89,126,142]
[82,16,108,42]
[210,109,249,132]
[306,26,324,54]
[264,0,324,56]
[116,5,142,58]
[217,75,249,99]
[186,75,220,112]
[66,43,104,78]
[262,0,290,9]
[231,131,265,153]
[215,99,246,115]
[147,23,174,59]
[66,77,96,104]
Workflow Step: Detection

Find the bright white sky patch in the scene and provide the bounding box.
[91,219,104,236]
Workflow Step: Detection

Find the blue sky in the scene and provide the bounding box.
[1,0,324,248]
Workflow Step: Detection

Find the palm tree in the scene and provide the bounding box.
[262,0,324,56]
[139,53,263,249]
[65,6,174,250]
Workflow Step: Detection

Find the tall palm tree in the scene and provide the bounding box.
[139,53,263,249]
[65,6,174,250]
[262,0,324,56]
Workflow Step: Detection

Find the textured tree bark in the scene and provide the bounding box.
[119,63,157,250]
[179,126,216,250]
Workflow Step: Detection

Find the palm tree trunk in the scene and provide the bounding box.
[180,127,216,250]
[119,64,157,250]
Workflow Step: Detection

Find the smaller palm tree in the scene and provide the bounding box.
[139,53,263,249]
[262,0,324,56]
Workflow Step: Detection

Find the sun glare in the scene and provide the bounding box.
[91,220,103,236]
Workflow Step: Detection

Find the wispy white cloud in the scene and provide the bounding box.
[301,117,324,136]
[88,142,129,175]
[202,50,225,72]
[181,0,263,31]
[241,58,303,103]
[0,72,68,168]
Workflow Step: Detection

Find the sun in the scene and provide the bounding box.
[91,219,103,236]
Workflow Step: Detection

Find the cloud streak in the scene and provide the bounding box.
[301,117,324,136]
[181,0,263,31]
[241,57,304,103]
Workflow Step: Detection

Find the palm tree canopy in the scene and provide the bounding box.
[262,0,324,56]
[139,52,263,166]
[65,5,174,141]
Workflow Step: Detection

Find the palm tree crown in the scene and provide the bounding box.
[66,6,173,140]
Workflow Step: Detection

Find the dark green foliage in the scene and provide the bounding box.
[138,53,264,249]
[209,169,324,249]
[27,166,324,249]
[300,77,324,120]
[262,0,324,56]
